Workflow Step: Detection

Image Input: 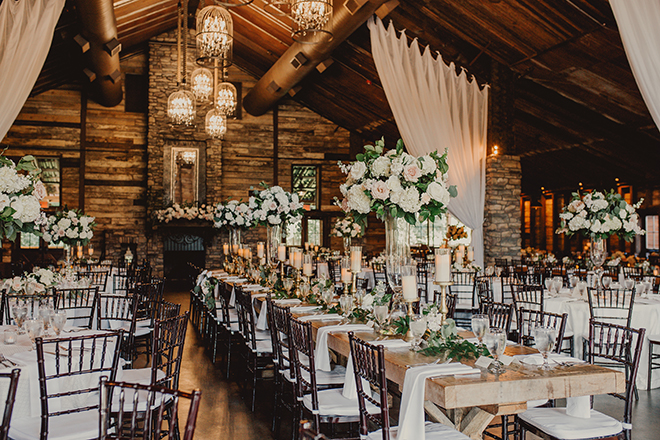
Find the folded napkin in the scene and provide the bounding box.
[229,287,236,307]
[290,306,322,313]
[243,284,267,292]
[273,299,302,305]
[297,314,342,322]
[315,324,372,371]
[397,363,480,440]
[252,292,268,299]
[257,302,269,331]
[341,339,410,400]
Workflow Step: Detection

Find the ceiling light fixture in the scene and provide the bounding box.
[196,5,233,68]
[191,68,214,101]
[167,0,196,126]
[291,0,333,44]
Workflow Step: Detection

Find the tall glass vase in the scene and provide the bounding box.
[266,224,283,265]
[64,244,72,266]
[384,213,411,261]
[590,237,607,271]
[343,236,352,256]
[230,228,242,255]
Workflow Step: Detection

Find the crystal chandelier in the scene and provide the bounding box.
[167,0,196,126]
[196,5,233,68]
[263,0,289,16]
[216,81,237,116]
[291,0,333,44]
[205,108,227,139]
[215,0,253,6]
[191,68,214,102]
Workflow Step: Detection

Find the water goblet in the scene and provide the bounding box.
[50,311,67,336]
[569,275,579,289]
[321,287,334,306]
[624,278,635,290]
[577,281,588,298]
[483,328,506,374]
[39,306,54,332]
[471,314,490,346]
[300,282,311,300]
[339,295,354,319]
[533,326,557,370]
[601,276,612,289]
[552,276,563,293]
[282,278,294,295]
[373,305,389,331]
[409,314,427,350]
[544,278,552,292]
[25,319,44,349]
[11,304,28,334]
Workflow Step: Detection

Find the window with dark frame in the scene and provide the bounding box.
[646,215,659,250]
[292,165,319,210]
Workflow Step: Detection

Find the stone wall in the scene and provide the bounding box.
[484,154,521,265]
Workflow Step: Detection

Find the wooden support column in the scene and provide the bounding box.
[273,104,279,186]
[79,90,87,210]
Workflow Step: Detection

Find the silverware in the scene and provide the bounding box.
[0,354,17,367]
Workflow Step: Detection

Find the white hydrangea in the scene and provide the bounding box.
[347,185,371,214]
[372,156,391,177]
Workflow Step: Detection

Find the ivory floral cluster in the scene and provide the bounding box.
[0,154,47,241]
[556,190,645,241]
[331,215,363,238]
[337,138,457,226]
[214,200,255,229]
[153,203,215,223]
[42,208,96,246]
[2,267,62,294]
[249,184,305,226]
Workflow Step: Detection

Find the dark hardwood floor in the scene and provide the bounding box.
[164,284,660,440]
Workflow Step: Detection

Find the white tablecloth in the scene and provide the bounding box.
[545,292,660,390]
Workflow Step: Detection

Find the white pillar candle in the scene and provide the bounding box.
[314,245,319,252]
[294,251,302,269]
[303,262,313,276]
[402,275,417,300]
[467,247,474,262]
[435,249,451,282]
[232,244,239,254]
[278,245,286,262]
[257,242,264,258]
[341,267,352,284]
[350,246,362,273]
[260,257,266,266]
[223,243,229,254]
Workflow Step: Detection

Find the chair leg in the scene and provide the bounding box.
[501,415,508,440]
[649,341,654,391]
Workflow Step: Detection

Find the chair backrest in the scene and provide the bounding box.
[159,300,182,321]
[517,308,567,353]
[327,259,342,283]
[3,293,55,324]
[235,287,258,350]
[475,276,494,306]
[151,312,189,390]
[348,333,390,440]
[99,378,202,440]
[215,284,232,329]
[621,266,643,280]
[515,271,544,286]
[96,294,138,361]
[112,273,133,296]
[586,287,636,327]
[587,319,645,431]
[35,331,122,439]
[289,318,321,429]
[511,284,544,312]
[53,286,99,329]
[268,299,294,379]
[442,293,457,319]
[416,262,429,302]
[448,271,476,309]
[478,300,514,335]
[134,280,165,327]
[372,265,387,286]
[77,270,109,292]
[0,369,20,440]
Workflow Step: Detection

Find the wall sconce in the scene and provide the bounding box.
[492,144,499,156]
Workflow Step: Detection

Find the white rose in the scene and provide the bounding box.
[58,218,71,229]
[421,193,431,205]
[350,161,367,181]
[426,182,450,206]
[268,215,282,225]
[11,195,41,223]
[398,187,421,213]
[347,185,371,214]
[372,156,391,177]
[0,194,9,210]
[420,156,437,175]
[370,181,390,200]
[386,176,402,193]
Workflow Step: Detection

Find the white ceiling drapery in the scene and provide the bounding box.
[0,0,65,142]
[610,0,660,133]
[367,16,489,268]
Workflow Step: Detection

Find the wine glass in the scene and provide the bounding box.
[373,305,390,332]
[601,276,612,289]
[409,314,427,350]
[544,278,552,292]
[552,277,563,294]
[11,304,28,334]
[300,282,311,300]
[25,319,44,349]
[321,286,334,306]
[483,328,506,374]
[39,306,54,332]
[50,311,67,336]
[533,326,557,370]
[386,256,404,299]
[471,314,489,346]
[282,278,294,296]
[569,275,579,289]
[624,278,635,290]
[577,281,588,298]
[339,295,354,319]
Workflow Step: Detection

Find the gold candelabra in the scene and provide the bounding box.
[433,281,453,324]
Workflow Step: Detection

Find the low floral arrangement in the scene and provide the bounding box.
[337,138,457,226]
[153,203,215,224]
[556,190,645,241]
[331,215,363,239]
[0,153,47,241]
[562,256,575,266]
[418,317,489,361]
[249,183,305,226]
[42,208,96,246]
[214,200,255,229]
[193,273,218,310]
[2,267,62,294]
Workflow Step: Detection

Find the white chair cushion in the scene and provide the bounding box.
[285,364,347,386]
[255,339,272,354]
[367,422,471,440]
[563,330,574,338]
[230,322,239,332]
[519,407,623,439]
[134,326,152,337]
[10,411,99,440]
[255,329,271,341]
[302,388,379,417]
[119,367,167,385]
[648,334,660,343]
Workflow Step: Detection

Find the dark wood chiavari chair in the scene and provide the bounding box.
[511,284,544,313]
[97,293,139,363]
[53,286,99,329]
[99,378,202,440]
[77,269,110,293]
[478,300,514,336]
[517,308,568,351]
[0,369,20,440]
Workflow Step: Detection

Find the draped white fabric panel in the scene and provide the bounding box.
[609,1,660,132]
[368,16,489,268]
[0,0,65,142]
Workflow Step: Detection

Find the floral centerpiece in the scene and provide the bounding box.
[213,200,255,229]
[556,190,645,270]
[332,215,363,254]
[152,203,215,224]
[337,138,457,226]
[42,208,96,246]
[0,153,47,241]
[556,190,644,241]
[2,267,62,294]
